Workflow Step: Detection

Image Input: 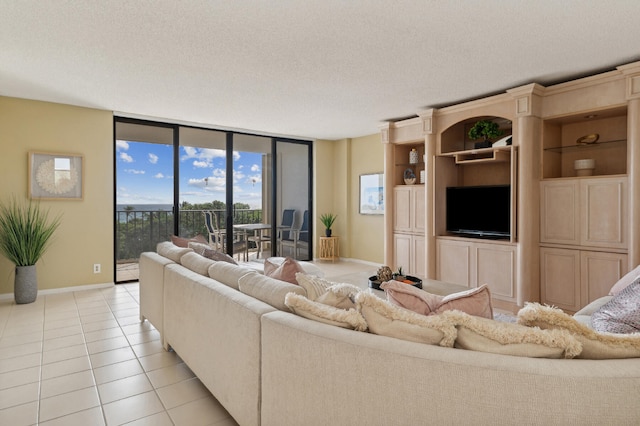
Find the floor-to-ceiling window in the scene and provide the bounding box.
[114,118,312,282]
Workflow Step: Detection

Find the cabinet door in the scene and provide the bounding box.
[475,242,516,301]
[540,180,580,245]
[411,235,426,277]
[393,187,412,232]
[436,239,471,287]
[580,177,627,249]
[580,251,628,305]
[540,247,581,312]
[393,233,412,272]
[412,186,425,234]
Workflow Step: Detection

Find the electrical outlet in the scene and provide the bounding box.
[93,264,101,274]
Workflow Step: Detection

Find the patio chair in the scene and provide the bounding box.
[277,209,296,255]
[203,211,248,261]
[280,210,309,259]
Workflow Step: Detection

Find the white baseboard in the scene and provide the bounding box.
[0,282,115,300]
[312,257,380,267]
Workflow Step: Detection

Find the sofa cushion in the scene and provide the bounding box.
[591,278,640,334]
[264,257,304,284]
[354,292,457,347]
[157,241,193,263]
[180,251,215,276]
[238,273,306,311]
[442,310,581,359]
[381,281,493,319]
[609,264,640,296]
[518,302,640,359]
[207,261,256,290]
[285,293,367,331]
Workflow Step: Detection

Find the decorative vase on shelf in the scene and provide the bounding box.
[403,168,416,185]
[574,159,595,176]
[325,229,332,237]
[409,148,419,164]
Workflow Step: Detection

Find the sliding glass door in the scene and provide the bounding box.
[275,139,312,261]
[114,120,176,282]
[114,117,312,282]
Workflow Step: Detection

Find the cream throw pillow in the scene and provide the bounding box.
[285,293,367,331]
[315,283,360,310]
[295,273,334,300]
[518,303,640,359]
[443,310,582,358]
[354,292,456,347]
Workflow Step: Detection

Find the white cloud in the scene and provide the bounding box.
[154,173,164,178]
[251,164,260,172]
[120,152,134,163]
[148,153,158,164]
[193,160,209,168]
[116,140,129,151]
[125,169,145,174]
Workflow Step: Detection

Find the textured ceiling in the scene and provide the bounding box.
[2,1,640,140]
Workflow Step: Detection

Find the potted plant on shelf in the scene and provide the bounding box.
[319,213,337,237]
[468,119,503,149]
[0,197,61,304]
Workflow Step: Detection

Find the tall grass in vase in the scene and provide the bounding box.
[0,197,61,303]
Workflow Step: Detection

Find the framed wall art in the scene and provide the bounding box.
[359,172,384,215]
[29,151,84,200]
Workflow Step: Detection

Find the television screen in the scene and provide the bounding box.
[446,185,511,238]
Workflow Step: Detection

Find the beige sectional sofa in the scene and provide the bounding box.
[140,243,640,426]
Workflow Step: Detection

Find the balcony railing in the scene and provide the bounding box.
[116,208,263,264]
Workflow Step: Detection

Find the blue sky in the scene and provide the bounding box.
[116,140,263,207]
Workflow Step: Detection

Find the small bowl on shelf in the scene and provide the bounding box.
[404,177,416,185]
[574,158,595,176]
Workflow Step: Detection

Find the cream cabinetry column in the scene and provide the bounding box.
[508,84,543,306]
[620,62,640,269]
[381,123,394,267]
[419,109,437,279]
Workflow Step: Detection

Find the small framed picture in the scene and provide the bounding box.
[359,173,384,215]
[29,151,84,200]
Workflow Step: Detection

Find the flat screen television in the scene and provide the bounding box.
[446,185,511,239]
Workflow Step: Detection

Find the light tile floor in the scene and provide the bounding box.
[0,283,241,425]
[0,260,379,426]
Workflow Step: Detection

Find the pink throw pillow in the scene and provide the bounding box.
[381,281,493,319]
[264,257,305,285]
[380,280,443,315]
[609,264,640,296]
[171,234,208,248]
[434,285,493,319]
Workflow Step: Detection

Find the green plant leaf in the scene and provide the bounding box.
[0,197,61,266]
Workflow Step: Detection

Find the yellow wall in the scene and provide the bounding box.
[0,96,114,295]
[0,95,383,296]
[314,134,384,263]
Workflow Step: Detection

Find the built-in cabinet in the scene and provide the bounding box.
[540,247,627,312]
[393,185,425,276]
[436,237,516,302]
[382,61,640,313]
[540,175,629,312]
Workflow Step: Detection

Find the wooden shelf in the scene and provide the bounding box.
[439,146,512,165]
[544,139,626,153]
